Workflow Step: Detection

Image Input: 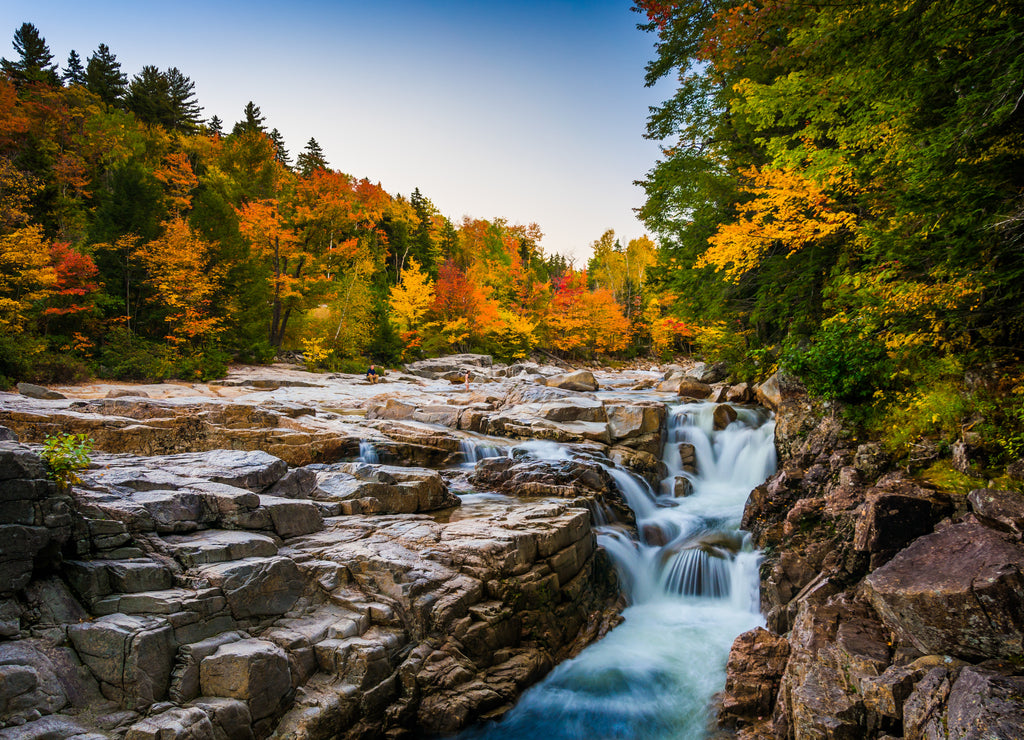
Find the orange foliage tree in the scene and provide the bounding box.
[136,217,225,347]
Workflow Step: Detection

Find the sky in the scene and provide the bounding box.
[5,1,669,263]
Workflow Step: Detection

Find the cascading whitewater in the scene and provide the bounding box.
[358,441,379,464]
[457,401,777,740]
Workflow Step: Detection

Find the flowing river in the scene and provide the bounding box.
[457,402,777,739]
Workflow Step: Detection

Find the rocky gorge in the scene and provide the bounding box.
[0,355,739,739]
[3,354,1021,739]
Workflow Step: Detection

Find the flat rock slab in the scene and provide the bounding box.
[161,530,279,566]
[864,520,1024,660]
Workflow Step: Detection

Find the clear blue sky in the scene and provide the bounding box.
[5,1,667,263]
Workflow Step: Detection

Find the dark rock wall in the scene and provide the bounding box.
[720,379,1024,739]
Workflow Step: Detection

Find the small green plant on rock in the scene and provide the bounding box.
[40,433,93,489]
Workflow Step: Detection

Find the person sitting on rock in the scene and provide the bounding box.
[366,364,380,384]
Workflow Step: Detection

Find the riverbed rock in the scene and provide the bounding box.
[713,404,738,430]
[545,370,598,392]
[200,639,291,720]
[68,614,175,707]
[15,383,66,400]
[313,464,459,515]
[863,519,1024,661]
[405,354,493,379]
[719,627,790,727]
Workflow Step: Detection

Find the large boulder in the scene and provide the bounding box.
[15,383,66,400]
[545,370,598,392]
[196,557,303,620]
[200,639,291,720]
[863,519,1024,660]
[68,614,175,706]
[968,488,1024,538]
[314,464,458,515]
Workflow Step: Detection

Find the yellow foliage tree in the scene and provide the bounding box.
[0,226,56,333]
[388,257,434,334]
[136,217,225,346]
[698,166,856,281]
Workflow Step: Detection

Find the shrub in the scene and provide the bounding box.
[781,315,890,402]
[40,432,93,489]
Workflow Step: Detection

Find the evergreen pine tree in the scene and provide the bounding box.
[269,128,290,167]
[1,22,59,88]
[62,49,85,86]
[126,65,172,126]
[231,101,266,135]
[165,68,202,131]
[85,43,127,106]
[296,137,328,176]
[207,115,223,136]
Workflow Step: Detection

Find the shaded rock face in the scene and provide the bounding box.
[0,441,72,594]
[0,438,621,739]
[720,376,1024,740]
[863,519,1024,661]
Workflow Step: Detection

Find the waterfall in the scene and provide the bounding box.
[458,401,776,740]
[460,439,505,466]
[358,441,379,464]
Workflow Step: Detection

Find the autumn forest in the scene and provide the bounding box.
[2,1,1024,466]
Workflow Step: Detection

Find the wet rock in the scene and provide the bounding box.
[719,627,790,726]
[671,476,693,498]
[660,376,711,398]
[863,519,1024,660]
[604,403,665,442]
[726,383,753,403]
[713,404,738,430]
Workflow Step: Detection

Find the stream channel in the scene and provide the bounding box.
[455,401,777,739]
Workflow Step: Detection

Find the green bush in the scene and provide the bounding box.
[40,432,93,489]
[781,315,890,402]
[95,329,172,381]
